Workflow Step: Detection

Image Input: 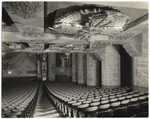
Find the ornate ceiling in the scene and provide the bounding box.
[51,5,129,40]
[2,2,148,54]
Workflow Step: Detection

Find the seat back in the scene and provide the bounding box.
[139,101,148,113]
[113,106,127,117]
[98,109,113,117]
[134,112,148,117]
[127,103,139,117]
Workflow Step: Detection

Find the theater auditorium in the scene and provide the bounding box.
[2,1,148,118]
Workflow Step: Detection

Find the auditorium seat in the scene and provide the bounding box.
[85,106,98,117]
[128,92,134,95]
[133,93,140,98]
[139,96,147,103]
[68,100,77,117]
[44,82,148,117]
[130,97,139,104]
[72,102,82,117]
[78,99,86,102]
[92,98,100,102]
[83,100,91,104]
[109,96,116,99]
[78,104,89,117]
[99,104,110,112]
[101,100,109,105]
[2,80,39,118]
[111,101,121,109]
[98,109,113,117]
[126,95,133,100]
[121,99,130,107]
[118,96,126,101]
[90,102,100,107]
[87,97,94,101]
[109,98,118,103]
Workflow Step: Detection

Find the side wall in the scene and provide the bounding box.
[2,52,37,77]
[133,30,148,87]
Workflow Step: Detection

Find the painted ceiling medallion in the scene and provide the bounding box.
[51,5,129,40]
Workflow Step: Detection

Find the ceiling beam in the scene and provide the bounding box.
[83,2,148,9]
[124,13,148,31]
[2,2,44,33]
[123,33,142,57]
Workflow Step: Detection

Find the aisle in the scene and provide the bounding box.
[33,83,61,118]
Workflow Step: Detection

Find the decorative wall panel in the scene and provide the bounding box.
[102,45,120,86]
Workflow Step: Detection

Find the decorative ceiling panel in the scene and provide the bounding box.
[47,5,129,41]
[2,2,148,54]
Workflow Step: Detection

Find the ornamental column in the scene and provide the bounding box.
[101,45,120,86]
[47,53,56,81]
[72,53,78,83]
[78,53,86,84]
[37,54,42,79]
[87,54,99,86]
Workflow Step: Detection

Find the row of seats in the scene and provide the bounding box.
[2,81,39,118]
[44,82,148,117]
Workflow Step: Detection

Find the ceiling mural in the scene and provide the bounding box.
[2,2,148,54]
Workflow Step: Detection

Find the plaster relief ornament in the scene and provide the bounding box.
[49,5,129,41]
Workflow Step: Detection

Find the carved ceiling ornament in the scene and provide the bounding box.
[49,5,129,41]
[3,2,42,19]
